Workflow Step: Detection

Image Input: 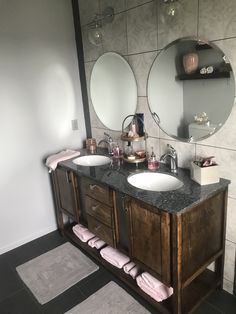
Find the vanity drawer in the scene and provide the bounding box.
[85,196,112,227]
[81,177,112,206]
[87,214,114,246]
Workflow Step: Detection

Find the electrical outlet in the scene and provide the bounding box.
[71,119,78,131]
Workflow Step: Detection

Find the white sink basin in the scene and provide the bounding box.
[73,155,111,167]
[127,172,183,192]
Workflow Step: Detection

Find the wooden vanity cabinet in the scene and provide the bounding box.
[51,167,80,232]
[51,166,228,314]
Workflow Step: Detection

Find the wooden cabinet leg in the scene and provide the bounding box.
[172,214,182,314]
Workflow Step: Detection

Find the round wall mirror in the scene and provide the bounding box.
[147,37,235,142]
[90,52,137,131]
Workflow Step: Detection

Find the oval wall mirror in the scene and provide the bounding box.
[90,52,137,131]
[147,37,235,142]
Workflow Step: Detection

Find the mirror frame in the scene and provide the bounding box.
[147,36,235,142]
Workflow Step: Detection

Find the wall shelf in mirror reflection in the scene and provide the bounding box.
[90,52,137,131]
[147,37,235,142]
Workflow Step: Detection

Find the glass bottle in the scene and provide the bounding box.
[148,147,159,170]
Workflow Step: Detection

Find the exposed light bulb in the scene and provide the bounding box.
[167,5,176,16]
[88,23,103,46]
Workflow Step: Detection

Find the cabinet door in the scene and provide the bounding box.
[127,198,170,284]
[53,168,80,221]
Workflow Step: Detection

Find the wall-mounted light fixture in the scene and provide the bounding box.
[87,7,114,46]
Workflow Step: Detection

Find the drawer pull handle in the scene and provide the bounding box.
[94,225,101,232]
[91,205,99,212]
[89,184,98,191]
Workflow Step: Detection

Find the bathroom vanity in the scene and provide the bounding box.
[50,150,229,314]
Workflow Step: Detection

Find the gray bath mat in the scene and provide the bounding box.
[16,242,99,304]
[65,281,151,314]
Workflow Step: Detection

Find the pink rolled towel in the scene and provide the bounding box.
[129,265,140,279]
[136,272,173,302]
[72,224,95,242]
[88,237,106,249]
[123,261,136,274]
[88,236,100,247]
[46,149,80,172]
[100,246,130,269]
[123,262,139,279]
[93,239,106,249]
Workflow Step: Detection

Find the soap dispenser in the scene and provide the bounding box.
[148,147,159,170]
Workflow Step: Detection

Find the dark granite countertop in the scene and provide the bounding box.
[59,148,230,214]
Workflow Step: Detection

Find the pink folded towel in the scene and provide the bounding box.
[100,246,130,269]
[72,224,95,243]
[136,272,173,302]
[88,237,106,249]
[46,149,80,171]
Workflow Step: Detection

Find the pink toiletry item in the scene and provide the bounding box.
[100,246,130,269]
[136,272,173,302]
[46,149,80,171]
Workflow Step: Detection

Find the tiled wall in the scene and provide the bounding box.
[79,0,236,294]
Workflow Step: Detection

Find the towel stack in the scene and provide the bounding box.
[72,224,95,243]
[46,149,80,172]
[123,261,140,279]
[136,272,173,302]
[88,236,106,250]
[100,246,130,269]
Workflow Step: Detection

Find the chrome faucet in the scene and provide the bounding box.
[98,132,114,155]
[160,144,178,173]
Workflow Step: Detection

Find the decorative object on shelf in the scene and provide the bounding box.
[87,7,114,46]
[193,112,209,124]
[191,156,219,185]
[200,66,214,75]
[200,67,207,74]
[183,52,199,74]
[136,113,144,136]
[128,116,139,138]
[121,114,148,165]
[206,66,214,74]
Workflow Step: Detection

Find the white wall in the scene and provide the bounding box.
[0,0,86,254]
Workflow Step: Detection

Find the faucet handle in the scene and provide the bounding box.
[167,144,176,153]
[104,132,113,142]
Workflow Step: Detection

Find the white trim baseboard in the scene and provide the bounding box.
[0,224,58,255]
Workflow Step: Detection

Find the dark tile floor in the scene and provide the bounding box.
[0,230,235,314]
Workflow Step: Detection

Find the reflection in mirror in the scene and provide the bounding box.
[90,52,137,131]
[147,37,235,142]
